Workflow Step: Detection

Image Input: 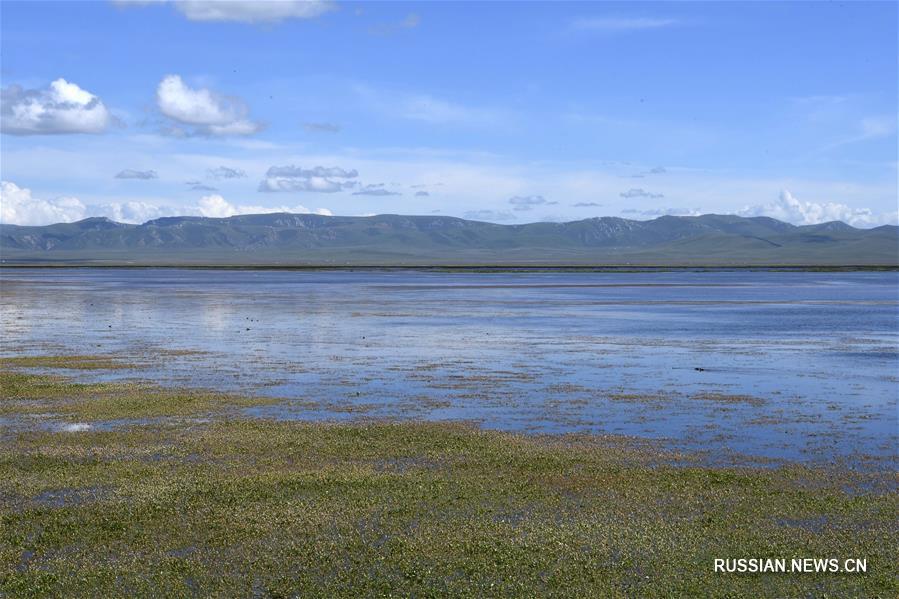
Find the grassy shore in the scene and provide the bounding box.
[1,364,896,597]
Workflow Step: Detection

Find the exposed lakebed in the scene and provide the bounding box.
[1,268,896,465]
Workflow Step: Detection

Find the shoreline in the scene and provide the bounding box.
[2,263,898,272]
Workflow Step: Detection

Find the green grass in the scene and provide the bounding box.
[0,355,133,371]
[1,368,896,597]
[0,370,280,420]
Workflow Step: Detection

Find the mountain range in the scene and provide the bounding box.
[1,213,896,266]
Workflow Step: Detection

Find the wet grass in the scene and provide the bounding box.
[0,368,896,597]
[0,355,132,370]
[0,371,279,419]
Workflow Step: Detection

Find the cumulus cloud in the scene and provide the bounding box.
[303,121,341,133]
[258,165,358,193]
[0,181,339,226]
[463,209,516,222]
[90,201,174,223]
[117,1,335,23]
[1,79,114,135]
[197,194,331,218]
[620,188,664,199]
[197,194,239,218]
[738,190,898,228]
[0,181,86,225]
[207,166,247,179]
[156,75,262,136]
[114,169,158,180]
[572,202,602,207]
[0,181,187,225]
[508,195,557,211]
[414,191,430,197]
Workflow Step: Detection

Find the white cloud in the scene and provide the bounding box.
[0,181,334,226]
[258,165,358,193]
[114,169,158,179]
[197,194,239,217]
[509,195,557,211]
[207,166,247,179]
[0,181,178,225]
[268,165,358,178]
[0,181,86,225]
[197,194,331,218]
[1,79,114,135]
[156,75,262,136]
[90,201,173,223]
[115,1,335,23]
[173,1,334,23]
[621,207,701,217]
[206,120,262,136]
[738,190,898,228]
[187,182,219,191]
[4,141,894,229]
[353,184,401,196]
[620,188,664,199]
[571,17,680,32]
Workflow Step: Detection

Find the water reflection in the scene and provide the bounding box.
[1,268,897,464]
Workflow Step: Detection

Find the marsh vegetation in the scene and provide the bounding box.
[1,367,896,597]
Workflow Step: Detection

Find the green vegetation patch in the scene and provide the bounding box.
[0,355,133,371]
[0,370,278,420]
[0,371,896,597]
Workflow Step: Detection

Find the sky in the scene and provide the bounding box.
[1,0,897,227]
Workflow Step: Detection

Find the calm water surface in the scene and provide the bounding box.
[1,268,897,464]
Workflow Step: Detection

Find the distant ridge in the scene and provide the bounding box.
[1,213,896,266]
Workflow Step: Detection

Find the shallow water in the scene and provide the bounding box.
[1,268,897,464]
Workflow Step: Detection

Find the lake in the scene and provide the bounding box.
[1,268,896,465]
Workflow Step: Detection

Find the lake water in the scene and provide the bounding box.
[1,268,897,465]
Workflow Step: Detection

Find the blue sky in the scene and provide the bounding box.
[1,0,896,226]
